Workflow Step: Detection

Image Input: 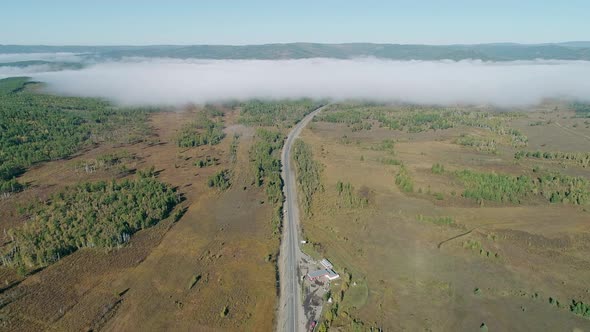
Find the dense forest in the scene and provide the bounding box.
[0,77,153,195]
[292,139,323,217]
[2,171,179,270]
[238,99,322,127]
[249,129,285,232]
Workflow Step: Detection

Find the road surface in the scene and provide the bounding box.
[278,105,326,332]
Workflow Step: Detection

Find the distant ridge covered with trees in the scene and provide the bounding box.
[2,42,590,61]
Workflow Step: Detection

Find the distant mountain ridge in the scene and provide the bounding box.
[1,42,590,61]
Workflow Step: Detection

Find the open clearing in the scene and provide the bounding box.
[298,102,590,331]
[0,107,278,331]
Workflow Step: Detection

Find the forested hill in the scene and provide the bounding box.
[2,42,590,61]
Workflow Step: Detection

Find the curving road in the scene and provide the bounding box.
[278,105,326,332]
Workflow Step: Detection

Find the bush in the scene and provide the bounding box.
[431,163,445,174]
[208,169,231,190]
[395,166,414,193]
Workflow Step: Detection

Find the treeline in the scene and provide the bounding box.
[315,106,373,131]
[250,129,285,232]
[0,77,153,195]
[455,170,532,204]
[292,139,323,216]
[453,169,590,205]
[2,171,179,269]
[176,113,225,147]
[572,102,590,118]
[336,181,369,208]
[515,150,590,168]
[454,134,497,153]
[238,99,322,127]
[316,104,527,147]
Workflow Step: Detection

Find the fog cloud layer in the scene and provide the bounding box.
[28,58,590,106]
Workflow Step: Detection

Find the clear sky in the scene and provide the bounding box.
[1,0,588,45]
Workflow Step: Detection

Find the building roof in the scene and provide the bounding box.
[308,269,330,279]
[326,269,340,280]
[320,258,333,269]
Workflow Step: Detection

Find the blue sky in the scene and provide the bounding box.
[1,1,588,45]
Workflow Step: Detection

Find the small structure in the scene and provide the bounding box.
[320,259,333,269]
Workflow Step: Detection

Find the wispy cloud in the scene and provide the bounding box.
[28,57,590,106]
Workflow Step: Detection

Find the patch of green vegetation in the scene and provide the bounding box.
[537,173,590,205]
[572,102,590,118]
[0,77,154,195]
[176,113,225,147]
[455,168,590,205]
[208,169,231,190]
[379,157,402,165]
[463,239,482,250]
[515,150,590,168]
[194,156,218,168]
[455,170,532,204]
[433,192,445,200]
[431,163,445,174]
[172,206,188,222]
[570,300,590,319]
[203,104,224,117]
[395,165,414,193]
[238,99,321,127]
[371,138,395,152]
[292,139,323,217]
[340,278,369,312]
[417,215,455,226]
[0,76,31,94]
[1,172,179,269]
[316,103,528,147]
[315,106,369,125]
[336,181,369,208]
[454,134,497,153]
[250,129,284,233]
[229,134,240,164]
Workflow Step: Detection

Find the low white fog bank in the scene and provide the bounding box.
[34,58,590,106]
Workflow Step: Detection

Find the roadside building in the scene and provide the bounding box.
[307,268,340,281]
[307,269,330,281]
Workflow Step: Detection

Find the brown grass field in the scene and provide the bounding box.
[299,103,590,331]
[0,108,278,331]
